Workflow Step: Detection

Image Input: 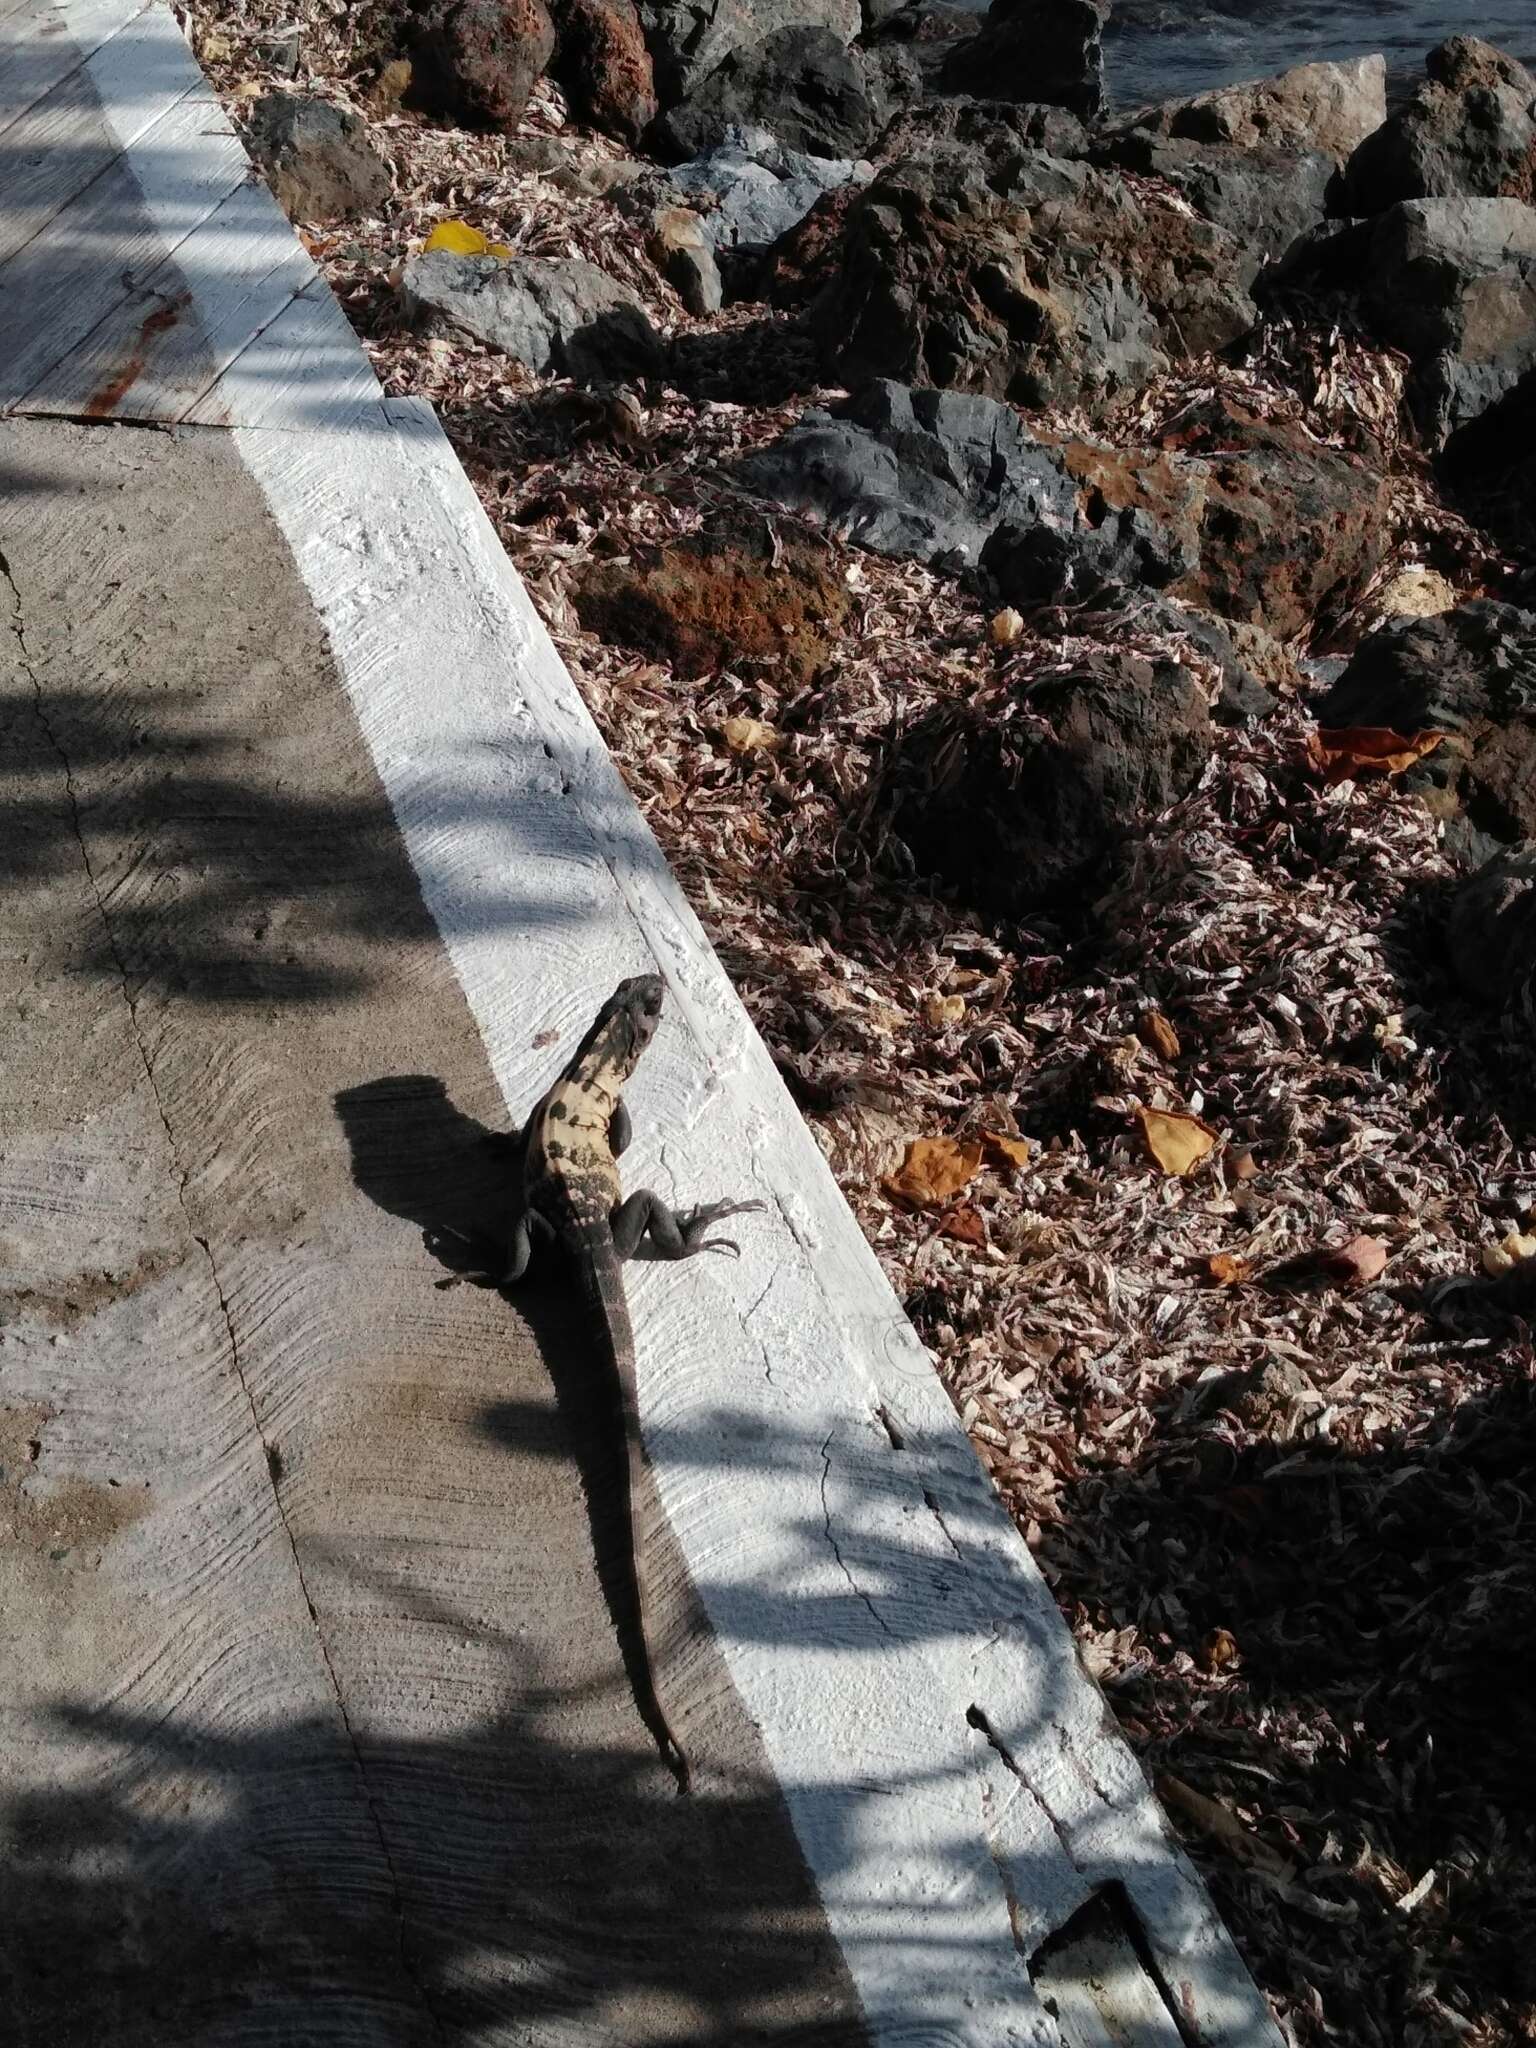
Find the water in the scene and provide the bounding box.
[1102,0,1536,108]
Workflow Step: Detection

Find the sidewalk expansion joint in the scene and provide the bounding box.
[1,542,449,2045]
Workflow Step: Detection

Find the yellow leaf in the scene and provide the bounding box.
[1136,1106,1218,1176]
[1199,1627,1240,1671]
[720,715,781,755]
[989,606,1025,646]
[1206,1251,1252,1286]
[1481,1229,1536,1277]
[884,1136,983,1210]
[425,218,512,259]
[921,992,966,1029]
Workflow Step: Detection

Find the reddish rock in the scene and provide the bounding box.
[407,0,555,131]
[547,0,657,144]
[573,505,854,682]
[1167,402,1393,643]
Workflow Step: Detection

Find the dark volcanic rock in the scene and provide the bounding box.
[1097,132,1334,275]
[408,0,556,129]
[1172,403,1393,643]
[939,0,1107,120]
[1343,37,1536,216]
[737,381,1201,597]
[401,249,663,379]
[654,26,883,160]
[573,505,854,680]
[547,0,657,142]
[1276,197,1536,445]
[1448,842,1536,1003]
[878,94,1088,165]
[246,92,391,222]
[755,182,862,306]
[635,0,859,105]
[813,150,1254,411]
[897,649,1214,913]
[1315,601,1536,844]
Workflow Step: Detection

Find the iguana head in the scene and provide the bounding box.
[584,973,665,1079]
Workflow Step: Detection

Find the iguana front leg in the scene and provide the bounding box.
[610,1190,764,1261]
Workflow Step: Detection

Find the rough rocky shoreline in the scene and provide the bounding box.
[191,2,1536,2040]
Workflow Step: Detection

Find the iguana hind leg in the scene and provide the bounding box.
[610,1191,764,1262]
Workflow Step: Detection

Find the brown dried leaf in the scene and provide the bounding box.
[883,1136,983,1210]
[1319,1234,1390,1287]
[1137,1008,1181,1059]
[1136,1106,1219,1177]
[1305,726,1447,785]
[1157,1773,1298,1886]
[989,606,1025,646]
[1206,1252,1253,1286]
[938,1204,987,1247]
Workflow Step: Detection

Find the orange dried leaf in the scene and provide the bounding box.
[1319,1234,1390,1287]
[1206,1252,1253,1286]
[980,1128,1031,1171]
[1305,726,1446,785]
[938,1204,987,1246]
[1137,1106,1219,1176]
[883,1136,983,1210]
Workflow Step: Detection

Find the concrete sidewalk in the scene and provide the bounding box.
[0,5,1286,2044]
[0,415,859,2043]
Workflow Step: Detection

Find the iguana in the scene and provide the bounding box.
[442,973,761,1793]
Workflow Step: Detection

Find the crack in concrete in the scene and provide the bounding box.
[967,1703,1080,1868]
[818,1427,893,1638]
[924,1488,965,1561]
[1,546,450,2045]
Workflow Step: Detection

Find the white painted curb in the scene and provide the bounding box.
[33,4,1287,2039]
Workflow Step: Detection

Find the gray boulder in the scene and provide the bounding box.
[401,250,663,380]
[1448,843,1536,1004]
[635,0,859,105]
[653,26,885,160]
[668,124,870,257]
[1120,52,1386,163]
[939,0,1107,120]
[877,94,1089,166]
[646,203,723,314]
[1279,197,1536,444]
[737,380,1201,599]
[813,147,1255,411]
[246,92,391,223]
[1343,37,1536,216]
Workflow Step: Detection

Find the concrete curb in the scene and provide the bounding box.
[4,5,1287,2040]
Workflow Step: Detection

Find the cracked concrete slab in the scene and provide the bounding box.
[0,415,861,2046]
